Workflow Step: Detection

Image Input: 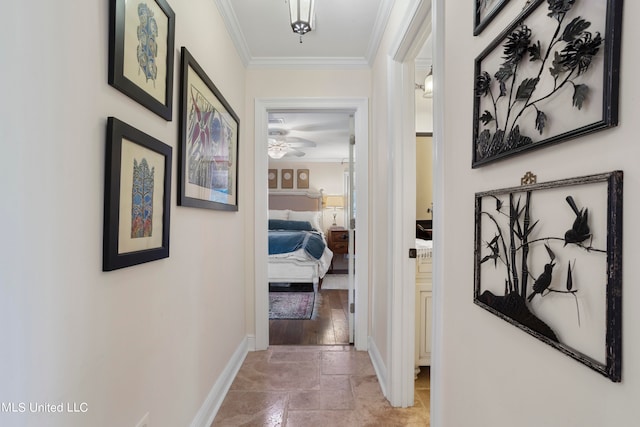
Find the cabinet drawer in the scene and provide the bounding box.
[332,241,349,253]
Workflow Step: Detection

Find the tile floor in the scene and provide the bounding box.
[212,345,430,426]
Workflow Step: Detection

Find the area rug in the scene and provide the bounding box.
[269,292,315,320]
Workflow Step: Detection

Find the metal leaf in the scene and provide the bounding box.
[573,84,588,110]
[516,78,539,101]
[480,110,494,125]
[528,40,542,61]
[544,243,556,261]
[549,51,563,78]
[566,260,574,291]
[535,110,547,134]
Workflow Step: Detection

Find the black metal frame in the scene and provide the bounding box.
[472,0,623,167]
[474,171,623,382]
[474,0,511,36]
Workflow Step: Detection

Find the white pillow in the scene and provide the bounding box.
[268,209,290,220]
[288,210,322,232]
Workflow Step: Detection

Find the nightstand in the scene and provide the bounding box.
[327,228,349,272]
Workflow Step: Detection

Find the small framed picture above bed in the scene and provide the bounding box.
[297,169,309,189]
[268,169,278,189]
[281,169,294,189]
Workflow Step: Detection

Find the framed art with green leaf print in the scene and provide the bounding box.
[472,0,623,168]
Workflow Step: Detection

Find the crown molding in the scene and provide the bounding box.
[215,0,252,67]
[366,0,395,67]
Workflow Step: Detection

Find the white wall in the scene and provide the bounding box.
[0,1,247,426]
[437,0,640,426]
[268,161,348,230]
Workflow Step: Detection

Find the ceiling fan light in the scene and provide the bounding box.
[289,0,315,37]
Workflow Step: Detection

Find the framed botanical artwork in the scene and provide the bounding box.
[103,117,172,271]
[268,169,278,189]
[178,47,240,211]
[474,171,623,381]
[297,169,309,189]
[281,169,294,189]
[108,0,176,121]
[474,0,511,36]
[472,0,623,167]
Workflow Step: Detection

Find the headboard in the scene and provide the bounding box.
[269,190,323,211]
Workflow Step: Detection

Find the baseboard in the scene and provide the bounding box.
[189,336,249,427]
[368,336,388,399]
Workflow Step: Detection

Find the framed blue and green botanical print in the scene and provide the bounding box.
[108,0,176,120]
[103,117,172,271]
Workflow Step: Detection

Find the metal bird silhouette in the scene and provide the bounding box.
[564,195,590,246]
[527,262,555,302]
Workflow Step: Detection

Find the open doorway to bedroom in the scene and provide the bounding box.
[266,111,354,346]
[253,97,369,352]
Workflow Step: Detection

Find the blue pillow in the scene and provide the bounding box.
[268,219,315,231]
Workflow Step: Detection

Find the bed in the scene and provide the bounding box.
[268,191,333,289]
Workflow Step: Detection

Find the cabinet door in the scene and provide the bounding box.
[417,289,432,365]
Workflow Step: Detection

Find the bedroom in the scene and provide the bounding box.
[266,111,355,345]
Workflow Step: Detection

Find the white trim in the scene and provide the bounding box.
[385,0,432,409]
[366,0,395,66]
[368,336,388,398]
[189,337,249,427]
[430,1,445,426]
[214,0,252,67]
[254,97,370,351]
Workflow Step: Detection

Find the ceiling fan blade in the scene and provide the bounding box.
[286,148,306,157]
[284,137,316,147]
[289,121,348,132]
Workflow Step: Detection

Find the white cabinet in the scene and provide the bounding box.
[415,256,432,367]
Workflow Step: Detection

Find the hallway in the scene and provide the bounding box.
[212,346,429,426]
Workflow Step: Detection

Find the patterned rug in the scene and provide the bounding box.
[269,292,315,319]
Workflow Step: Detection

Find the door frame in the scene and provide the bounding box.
[386,0,433,408]
[254,97,369,351]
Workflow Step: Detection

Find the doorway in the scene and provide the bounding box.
[253,97,369,352]
[266,110,354,346]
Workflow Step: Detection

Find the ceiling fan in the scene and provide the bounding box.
[267,128,316,159]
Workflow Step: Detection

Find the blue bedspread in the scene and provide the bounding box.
[268,230,326,260]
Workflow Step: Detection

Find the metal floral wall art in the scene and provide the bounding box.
[472,0,622,167]
[474,171,622,381]
[474,0,511,36]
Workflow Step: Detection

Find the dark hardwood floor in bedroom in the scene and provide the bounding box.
[269,288,349,345]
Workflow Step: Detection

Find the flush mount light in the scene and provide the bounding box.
[288,0,315,43]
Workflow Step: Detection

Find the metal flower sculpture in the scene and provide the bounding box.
[474,0,602,163]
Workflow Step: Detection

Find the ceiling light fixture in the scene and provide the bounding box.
[267,138,288,159]
[288,0,315,43]
[423,66,433,98]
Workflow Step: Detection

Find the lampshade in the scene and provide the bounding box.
[325,195,344,208]
[289,0,315,40]
[423,66,433,98]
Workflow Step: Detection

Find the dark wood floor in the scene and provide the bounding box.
[269,289,349,345]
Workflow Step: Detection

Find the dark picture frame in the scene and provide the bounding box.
[297,169,310,189]
[281,169,294,189]
[108,0,176,120]
[474,171,623,381]
[472,0,623,167]
[103,117,172,271]
[178,47,240,211]
[474,0,511,36]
